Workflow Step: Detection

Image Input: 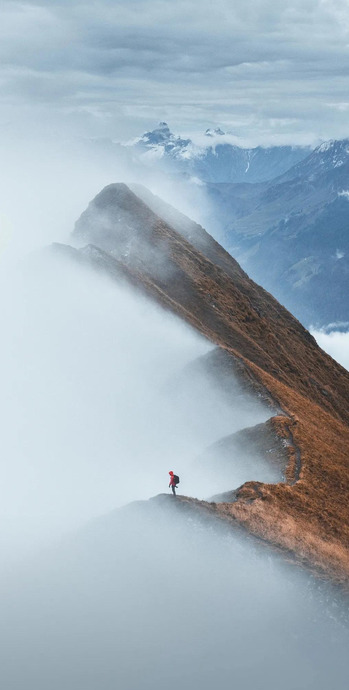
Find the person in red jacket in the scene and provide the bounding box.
[168,471,178,496]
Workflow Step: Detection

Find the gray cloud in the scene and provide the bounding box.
[1,1,349,144]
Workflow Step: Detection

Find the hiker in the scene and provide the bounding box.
[169,471,179,496]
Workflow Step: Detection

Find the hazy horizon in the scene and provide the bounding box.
[1,1,349,146]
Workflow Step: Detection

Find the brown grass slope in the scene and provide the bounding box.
[72,183,349,582]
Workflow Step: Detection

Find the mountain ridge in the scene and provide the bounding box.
[124,121,311,183]
[118,126,349,328]
[64,183,349,582]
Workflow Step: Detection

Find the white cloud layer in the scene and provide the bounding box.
[0,499,349,690]
[311,329,349,371]
[1,0,349,143]
[0,241,273,567]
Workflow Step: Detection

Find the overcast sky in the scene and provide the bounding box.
[1,0,349,144]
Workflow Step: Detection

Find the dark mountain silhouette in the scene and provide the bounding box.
[57,182,349,582]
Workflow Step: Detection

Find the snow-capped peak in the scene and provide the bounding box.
[120,122,311,181]
[315,139,349,156]
[140,122,173,146]
[309,139,349,171]
[317,140,336,153]
[134,122,193,160]
[205,127,226,137]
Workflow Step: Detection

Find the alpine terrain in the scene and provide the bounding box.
[205,139,349,327]
[125,121,310,183]
[2,182,349,690]
[117,124,349,328]
[55,182,349,583]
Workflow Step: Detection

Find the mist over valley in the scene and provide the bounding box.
[0,165,349,688]
[2,1,349,686]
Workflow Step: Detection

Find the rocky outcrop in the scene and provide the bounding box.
[203,417,291,492]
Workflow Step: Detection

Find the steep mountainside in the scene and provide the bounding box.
[207,139,349,326]
[66,183,349,582]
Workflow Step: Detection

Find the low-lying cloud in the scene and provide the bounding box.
[311,328,349,371]
[0,496,348,690]
[0,89,348,688]
[0,244,271,566]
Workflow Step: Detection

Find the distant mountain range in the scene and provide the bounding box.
[118,124,349,328]
[125,121,310,183]
[86,124,348,328]
[205,138,349,327]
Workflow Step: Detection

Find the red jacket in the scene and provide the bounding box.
[169,473,176,487]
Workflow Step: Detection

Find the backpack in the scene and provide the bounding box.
[173,474,180,485]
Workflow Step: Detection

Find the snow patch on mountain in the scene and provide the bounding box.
[313,139,349,168]
[318,140,336,153]
[118,123,311,183]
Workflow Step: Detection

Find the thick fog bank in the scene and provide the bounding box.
[0,142,348,689]
[0,499,348,690]
[0,249,271,566]
[0,136,211,268]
